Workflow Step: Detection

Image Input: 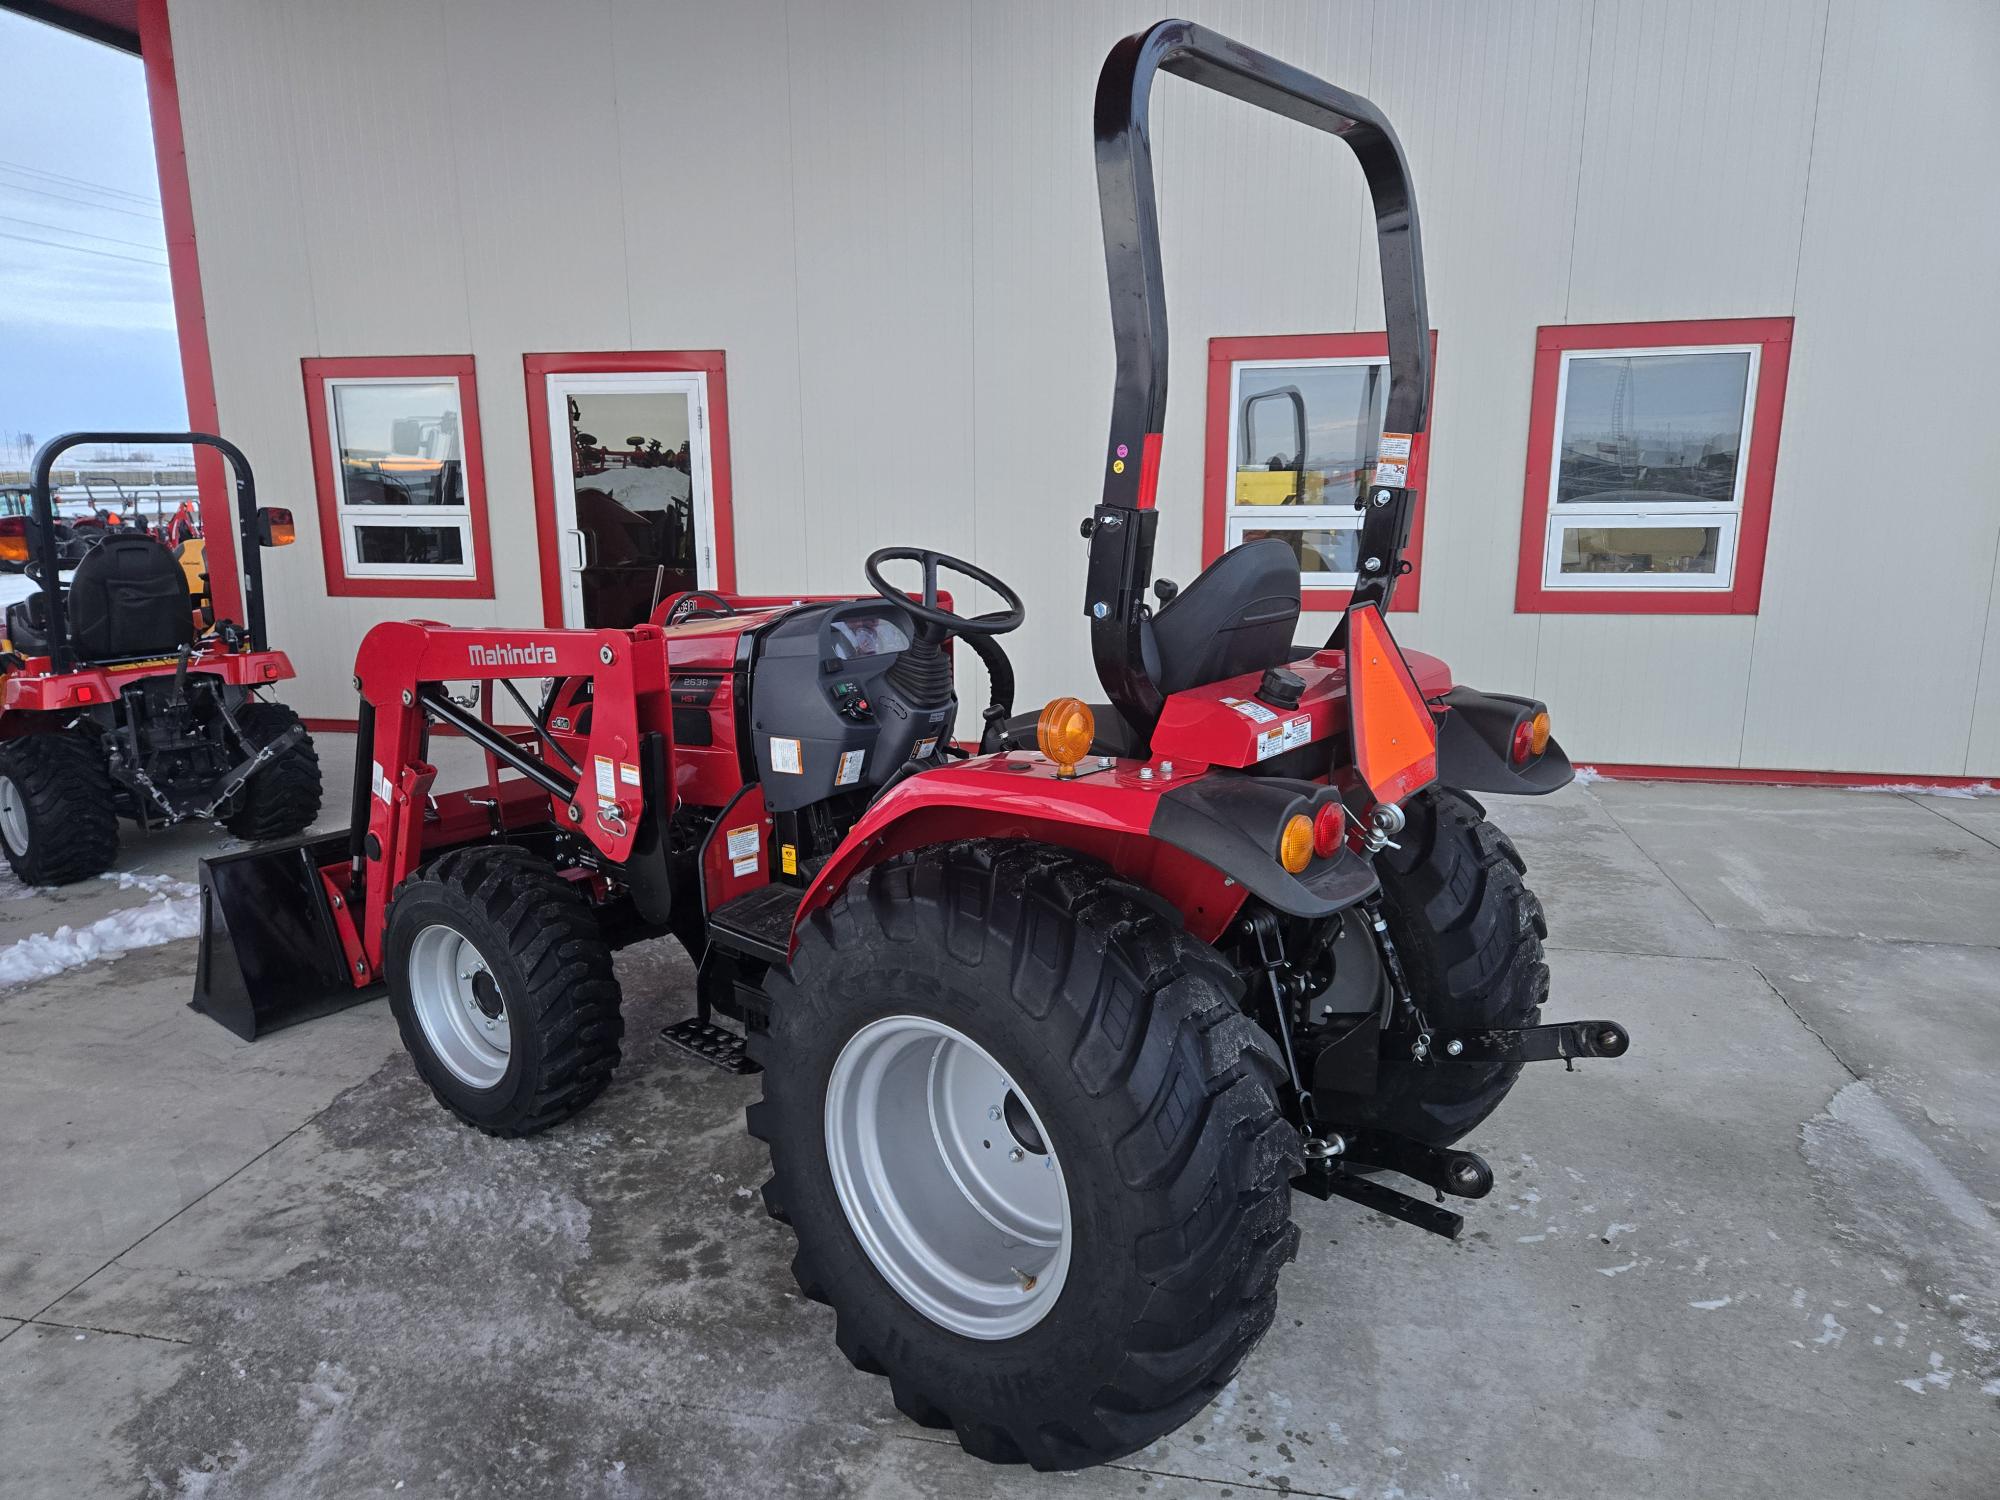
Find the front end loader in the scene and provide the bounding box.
[192,18,1628,1469]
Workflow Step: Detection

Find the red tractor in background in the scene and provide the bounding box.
[0,432,320,885]
[193,21,1628,1470]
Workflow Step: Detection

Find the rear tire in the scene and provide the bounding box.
[748,840,1301,1471]
[385,846,624,1135]
[0,730,118,886]
[221,700,322,842]
[1367,787,1550,1146]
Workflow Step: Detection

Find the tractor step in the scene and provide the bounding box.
[660,1017,760,1074]
[706,882,803,964]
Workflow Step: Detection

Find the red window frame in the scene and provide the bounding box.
[1204,332,1435,612]
[1513,317,1793,615]
[301,355,496,599]
[523,350,737,629]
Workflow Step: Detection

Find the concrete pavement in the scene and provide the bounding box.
[0,745,1995,1498]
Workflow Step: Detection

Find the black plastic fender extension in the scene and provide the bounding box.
[1147,772,1376,918]
[1434,684,1574,795]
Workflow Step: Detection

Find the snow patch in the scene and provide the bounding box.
[1689,1296,1733,1311]
[1863,781,1997,799]
[0,880,202,987]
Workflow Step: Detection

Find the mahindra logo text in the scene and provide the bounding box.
[468,643,559,668]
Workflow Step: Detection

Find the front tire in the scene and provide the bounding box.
[385,846,624,1135]
[1367,786,1551,1146]
[0,730,118,886]
[748,840,1301,1471]
[221,699,322,842]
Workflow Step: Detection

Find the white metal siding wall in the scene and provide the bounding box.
[166,0,2000,776]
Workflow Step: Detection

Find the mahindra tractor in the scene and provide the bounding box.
[0,432,319,885]
[192,21,1628,1470]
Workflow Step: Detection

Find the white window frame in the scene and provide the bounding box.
[1540,343,1760,593]
[323,373,478,581]
[1223,354,1389,591]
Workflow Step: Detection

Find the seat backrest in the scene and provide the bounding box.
[66,532,194,662]
[1144,537,1302,696]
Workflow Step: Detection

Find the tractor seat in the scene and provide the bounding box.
[997,541,1302,756]
[65,532,194,662]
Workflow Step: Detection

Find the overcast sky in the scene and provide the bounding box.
[0,11,185,458]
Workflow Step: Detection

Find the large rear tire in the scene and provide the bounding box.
[747,840,1300,1471]
[1367,786,1550,1146]
[221,700,322,842]
[0,730,118,886]
[385,846,624,1136]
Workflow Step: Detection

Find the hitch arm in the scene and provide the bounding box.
[1431,1020,1631,1070]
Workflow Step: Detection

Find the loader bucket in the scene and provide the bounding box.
[191,831,374,1040]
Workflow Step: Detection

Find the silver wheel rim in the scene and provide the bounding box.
[0,775,27,856]
[408,924,510,1089]
[824,1015,1071,1340]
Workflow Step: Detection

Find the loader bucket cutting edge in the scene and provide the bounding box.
[192,830,375,1040]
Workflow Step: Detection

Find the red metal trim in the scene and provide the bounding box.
[300,354,496,600]
[1577,762,1995,789]
[1137,432,1163,509]
[523,350,737,628]
[1513,317,1794,616]
[1,648,293,716]
[1203,331,1435,612]
[138,0,242,626]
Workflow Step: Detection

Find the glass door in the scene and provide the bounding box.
[543,371,716,628]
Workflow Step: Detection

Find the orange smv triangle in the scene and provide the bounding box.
[1345,602,1438,806]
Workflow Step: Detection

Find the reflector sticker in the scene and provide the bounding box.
[594,755,616,800]
[725,825,759,876]
[781,844,798,876]
[1253,713,1313,762]
[1221,695,1278,725]
[770,737,803,774]
[835,749,866,786]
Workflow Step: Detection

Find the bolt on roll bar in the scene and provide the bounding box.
[29,431,271,673]
[1085,19,1432,741]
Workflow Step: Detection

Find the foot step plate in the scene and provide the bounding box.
[661,1017,760,1074]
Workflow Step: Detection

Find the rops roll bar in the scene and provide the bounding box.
[29,431,270,673]
[1085,19,1432,739]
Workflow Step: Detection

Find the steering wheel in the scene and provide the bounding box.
[864,547,1025,639]
[659,589,735,625]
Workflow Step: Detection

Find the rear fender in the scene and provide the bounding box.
[1434,684,1572,795]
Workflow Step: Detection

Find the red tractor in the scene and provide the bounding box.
[194,21,1627,1470]
[0,432,319,884]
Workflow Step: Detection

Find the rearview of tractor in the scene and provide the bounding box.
[192,20,1628,1471]
[0,432,320,884]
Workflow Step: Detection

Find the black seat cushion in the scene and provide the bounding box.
[65,532,193,662]
[1145,538,1301,695]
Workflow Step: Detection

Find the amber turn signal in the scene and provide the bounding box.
[1279,813,1314,874]
[1530,709,1552,756]
[1035,696,1095,775]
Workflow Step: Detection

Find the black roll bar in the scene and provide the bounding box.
[29,431,271,673]
[1085,19,1431,740]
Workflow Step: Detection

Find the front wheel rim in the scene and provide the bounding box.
[407,924,510,1088]
[824,1015,1071,1340]
[0,775,28,855]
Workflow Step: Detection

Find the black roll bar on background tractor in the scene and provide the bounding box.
[29,430,271,673]
[1085,18,1432,742]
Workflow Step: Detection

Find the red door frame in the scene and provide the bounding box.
[1513,316,1794,616]
[1203,332,1436,612]
[523,351,737,628]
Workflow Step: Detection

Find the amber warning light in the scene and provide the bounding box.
[1035,697,1095,777]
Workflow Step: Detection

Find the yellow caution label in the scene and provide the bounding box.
[781,843,798,876]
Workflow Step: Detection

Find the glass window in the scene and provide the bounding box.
[1541,345,1758,592]
[325,376,476,578]
[1226,357,1389,589]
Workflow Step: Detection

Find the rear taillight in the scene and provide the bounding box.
[1510,718,1534,764]
[1312,801,1344,858]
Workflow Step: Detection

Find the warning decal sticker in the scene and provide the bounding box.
[594,755,617,800]
[835,749,866,787]
[1253,713,1314,762]
[1221,695,1278,725]
[725,825,760,876]
[770,737,803,774]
